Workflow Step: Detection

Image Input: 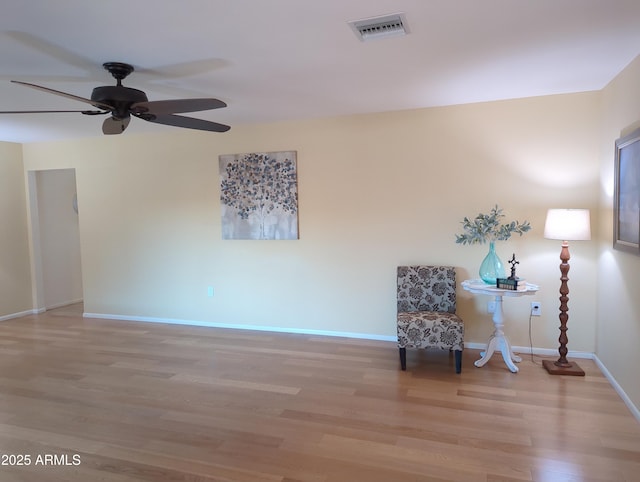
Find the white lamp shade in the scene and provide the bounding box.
[544,209,591,241]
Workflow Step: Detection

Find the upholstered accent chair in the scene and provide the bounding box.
[397,266,464,373]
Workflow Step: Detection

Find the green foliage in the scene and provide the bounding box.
[455,205,531,245]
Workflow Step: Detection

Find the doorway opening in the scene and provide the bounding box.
[27,169,83,312]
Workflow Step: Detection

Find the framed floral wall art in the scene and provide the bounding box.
[614,128,640,255]
[219,151,298,240]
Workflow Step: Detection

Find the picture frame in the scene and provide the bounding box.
[613,127,640,254]
[219,151,298,240]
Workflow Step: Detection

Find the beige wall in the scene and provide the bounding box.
[21,91,601,356]
[0,142,32,318]
[598,55,640,410]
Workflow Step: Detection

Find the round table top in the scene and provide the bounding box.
[461,279,539,296]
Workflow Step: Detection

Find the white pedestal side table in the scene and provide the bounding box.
[462,279,539,373]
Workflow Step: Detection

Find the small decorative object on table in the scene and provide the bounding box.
[496,253,526,290]
[455,205,531,285]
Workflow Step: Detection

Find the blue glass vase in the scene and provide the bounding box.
[479,241,505,285]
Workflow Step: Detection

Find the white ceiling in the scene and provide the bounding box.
[1,0,640,143]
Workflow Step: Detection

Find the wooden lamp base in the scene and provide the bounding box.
[544,240,586,377]
[542,359,585,376]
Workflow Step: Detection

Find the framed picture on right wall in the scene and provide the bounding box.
[614,127,640,255]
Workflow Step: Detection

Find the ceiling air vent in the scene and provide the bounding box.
[348,13,409,41]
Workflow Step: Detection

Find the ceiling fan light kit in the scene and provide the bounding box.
[1,62,230,135]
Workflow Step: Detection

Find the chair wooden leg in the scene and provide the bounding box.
[454,350,462,374]
[399,347,406,370]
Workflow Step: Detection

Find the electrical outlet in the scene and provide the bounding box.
[487,301,496,313]
[531,301,541,316]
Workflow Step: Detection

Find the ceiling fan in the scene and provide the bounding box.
[0,62,230,135]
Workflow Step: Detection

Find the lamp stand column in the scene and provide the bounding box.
[542,241,585,376]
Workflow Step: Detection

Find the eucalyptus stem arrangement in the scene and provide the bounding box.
[455,205,531,245]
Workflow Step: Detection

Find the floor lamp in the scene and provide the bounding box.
[542,209,591,376]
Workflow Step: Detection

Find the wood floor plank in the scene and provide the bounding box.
[0,304,638,481]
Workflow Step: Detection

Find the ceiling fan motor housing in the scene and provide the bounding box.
[90,85,148,118]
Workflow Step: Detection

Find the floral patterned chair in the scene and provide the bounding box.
[397,266,464,373]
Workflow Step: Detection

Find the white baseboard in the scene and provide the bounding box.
[82,312,398,342]
[464,342,594,359]
[1,300,82,321]
[46,298,83,310]
[593,355,640,423]
[0,308,42,321]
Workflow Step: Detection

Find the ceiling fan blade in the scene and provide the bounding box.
[4,31,102,77]
[0,109,106,114]
[132,98,226,115]
[11,80,113,110]
[136,59,230,80]
[139,113,230,132]
[131,59,231,97]
[102,116,131,135]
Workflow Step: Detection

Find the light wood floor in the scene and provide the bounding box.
[0,305,638,482]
